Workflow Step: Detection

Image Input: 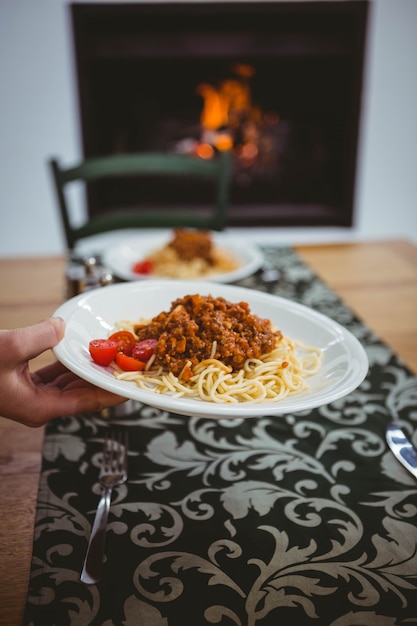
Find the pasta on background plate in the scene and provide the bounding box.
[133,229,239,279]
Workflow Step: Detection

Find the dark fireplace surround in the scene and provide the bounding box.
[71,1,369,228]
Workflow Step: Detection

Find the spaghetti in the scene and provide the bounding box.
[111,294,322,405]
[114,336,321,404]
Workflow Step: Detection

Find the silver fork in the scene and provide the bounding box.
[80,431,128,585]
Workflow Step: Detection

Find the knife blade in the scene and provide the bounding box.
[386,422,417,480]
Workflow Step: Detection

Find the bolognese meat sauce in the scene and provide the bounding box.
[167,229,214,265]
[134,294,280,379]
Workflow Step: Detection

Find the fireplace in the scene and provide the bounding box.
[71,1,369,228]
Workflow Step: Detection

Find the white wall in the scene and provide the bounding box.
[1,0,416,258]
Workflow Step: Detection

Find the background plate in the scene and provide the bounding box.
[101,232,264,282]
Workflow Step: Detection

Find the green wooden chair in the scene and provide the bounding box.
[49,151,233,250]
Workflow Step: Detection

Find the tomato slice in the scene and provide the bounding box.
[132,259,154,275]
[108,330,136,355]
[89,339,118,366]
[131,338,157,362]
[116,352,146,372]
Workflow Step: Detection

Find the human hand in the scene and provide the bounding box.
[0,317,124,427]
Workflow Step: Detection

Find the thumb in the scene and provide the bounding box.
[6,317,66,364]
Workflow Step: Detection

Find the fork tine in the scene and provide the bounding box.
[114,430,127,472]
[110,431,118,472]
[122,431,128,474]
[100,430,128,473]
[113,432,118,469]
[103,431,128,472]
[102,431,111,470]
[114,431,121,471]
[103,431,114,471]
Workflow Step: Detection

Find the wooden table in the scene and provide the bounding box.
[0,239,416,626]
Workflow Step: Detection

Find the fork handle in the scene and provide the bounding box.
[80,486,112,584]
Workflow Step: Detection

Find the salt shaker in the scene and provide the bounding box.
[65,255,114,299]
[83,256,101,291]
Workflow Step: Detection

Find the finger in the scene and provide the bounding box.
[33,361,125,399]
[2,318,65,365]
[33,362,113,393]
[42,387,124,420]
[32,361,124,408]
[7,384,125,427]
[32,360,71,385]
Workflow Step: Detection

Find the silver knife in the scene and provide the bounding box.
[386,422,417,479]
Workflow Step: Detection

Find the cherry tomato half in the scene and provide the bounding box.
[89,339,118,366]
[116,352,147,372]
[132,259,154,275]
[132,338,157,362]
[108,330,136,355]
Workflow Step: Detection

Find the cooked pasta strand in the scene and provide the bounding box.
[113,331,322,405]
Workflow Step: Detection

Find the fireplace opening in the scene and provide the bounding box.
[71,2,369,228]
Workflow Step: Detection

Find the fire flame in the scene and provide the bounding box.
[196,79,251,131]
[196,64,256,153]
[192,63,279,169]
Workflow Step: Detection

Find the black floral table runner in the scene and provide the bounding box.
[24,246,417,626]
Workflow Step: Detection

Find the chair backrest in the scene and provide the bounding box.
[49,151,233,250]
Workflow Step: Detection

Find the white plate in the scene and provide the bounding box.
[52,280,368,419]
[101,232,264,283]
